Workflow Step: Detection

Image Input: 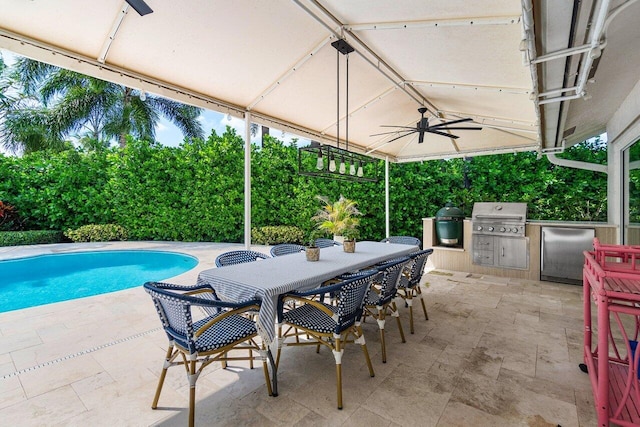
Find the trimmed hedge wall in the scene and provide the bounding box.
[0,129,608,246]
[0,230,65,246]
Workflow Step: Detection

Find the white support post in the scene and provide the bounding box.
[385,156,390,238]
[244,111,252,250]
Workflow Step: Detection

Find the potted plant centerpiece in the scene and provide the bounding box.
[305,231,321,262]
[313,195,362,251]
[342,227,359,253]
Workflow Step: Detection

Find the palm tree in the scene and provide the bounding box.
[5,57,204,151]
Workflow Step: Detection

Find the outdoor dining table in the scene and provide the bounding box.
[195,240,418,395]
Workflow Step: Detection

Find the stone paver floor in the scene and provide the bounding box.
[0,242,597,426]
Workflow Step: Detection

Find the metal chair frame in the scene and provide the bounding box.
[270,243,305,257]
[275,270,380,409]
[396,249,433,333]
[215,250,269,267]
[380,235,422,248]
[144,282,272,427]
[361,257,411,363]
[314,238,342,248]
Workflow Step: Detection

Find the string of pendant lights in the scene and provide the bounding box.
[298,38,378,183]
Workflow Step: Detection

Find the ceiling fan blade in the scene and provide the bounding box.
[429,118,473,128]
[379,125,416,129]
[427,129,460,139]
[126,0,153,16]
[385,132,416,144]
[432,126,482,131]
[418,130,425,144]
[370,129,416,137]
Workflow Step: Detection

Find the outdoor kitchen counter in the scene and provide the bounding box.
[423,218,618,280]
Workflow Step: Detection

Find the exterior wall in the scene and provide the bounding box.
[423,218,618,280]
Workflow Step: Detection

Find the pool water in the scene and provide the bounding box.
[0,250,198,312]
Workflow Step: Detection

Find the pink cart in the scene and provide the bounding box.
[583,238,640,426]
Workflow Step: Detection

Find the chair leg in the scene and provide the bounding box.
[391,302,406,343]
[188,359,197,427]
[406,293,415,334]
[333,337,343,409]
[376,306,387,363]
[417,286,429,320]
[355,325,375,378]
[152,344,174,409]
[249,349,254,369]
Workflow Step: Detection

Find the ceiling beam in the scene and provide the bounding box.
[346,15,521,31]
[406,80,531,95]
[97,3,130,63]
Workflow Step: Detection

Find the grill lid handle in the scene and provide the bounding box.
[474,215,524,220]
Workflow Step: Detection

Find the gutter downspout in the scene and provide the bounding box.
[546,153,607,173]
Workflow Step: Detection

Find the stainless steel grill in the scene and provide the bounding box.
[471,202,527,237]
[472,202,529,270]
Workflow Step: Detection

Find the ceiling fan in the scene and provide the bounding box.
[126,0,153,16]
[371,107,481,143]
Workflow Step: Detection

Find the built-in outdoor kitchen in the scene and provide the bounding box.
[423,202,618,283]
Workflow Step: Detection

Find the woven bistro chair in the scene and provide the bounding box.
[358,256,411,363]
[380,235,422,248]
[215,250,269,267]
[314,238,342,248]
[275,269,380,409]
[143,282,272,427]
[270,243,305,257]
[395,249,433,333]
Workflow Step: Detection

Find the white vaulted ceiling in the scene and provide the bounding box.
[0,1,638,161]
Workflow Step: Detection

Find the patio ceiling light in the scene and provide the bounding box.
[298,38,378,183]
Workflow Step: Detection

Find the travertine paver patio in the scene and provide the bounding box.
[0,242,596,426]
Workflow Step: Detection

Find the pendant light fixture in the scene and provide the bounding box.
[298,38,378,183]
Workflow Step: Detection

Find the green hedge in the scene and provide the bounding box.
[64,224,128,243]
[252,226,305,245]
[0,130,609,244]
[0,230,65,246]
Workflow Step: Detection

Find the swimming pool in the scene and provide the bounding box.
[0,250,199,312]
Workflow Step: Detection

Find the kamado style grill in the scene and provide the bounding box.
[471,202,529,269]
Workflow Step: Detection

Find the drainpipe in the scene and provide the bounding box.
[545,153,607,173]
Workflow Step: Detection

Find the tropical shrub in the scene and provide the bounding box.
[252,226,305,245]
[0,200,23,231]
[0,230,64,246]
[64,224,128,242]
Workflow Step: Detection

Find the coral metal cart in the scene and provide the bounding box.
[583,239,640,426]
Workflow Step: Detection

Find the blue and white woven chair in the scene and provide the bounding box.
[396,249,433,333]
[270,243,305,257]
[215,250,269,267]
[380,235,422,248]
[275,269,380,409]
[359,256,411,363]
[314,238,342,248]
[144,282,272,427]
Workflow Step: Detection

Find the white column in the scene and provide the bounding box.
[244,111,252,250]
[385,156,390,238]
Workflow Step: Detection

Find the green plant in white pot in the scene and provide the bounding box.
[312,195,362,245]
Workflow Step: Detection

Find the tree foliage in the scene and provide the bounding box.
[0,129,609,242]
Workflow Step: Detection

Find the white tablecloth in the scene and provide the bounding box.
[196,241,417,344]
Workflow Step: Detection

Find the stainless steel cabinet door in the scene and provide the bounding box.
[497,237,529,269]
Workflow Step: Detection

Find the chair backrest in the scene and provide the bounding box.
[270,243,305,257]
[215,250,270,267]
[144,281,259,353]
[334,269,381,332]
[315,238,342,248]
[373,257,411,305]
[407,249,433,286]
[380,235,422,248]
